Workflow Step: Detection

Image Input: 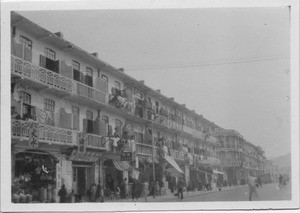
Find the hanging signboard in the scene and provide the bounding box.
[78,133,87,153]
[29,122,39,148]
[121,152,132,161]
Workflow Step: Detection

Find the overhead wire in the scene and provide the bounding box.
[124,55,289,71]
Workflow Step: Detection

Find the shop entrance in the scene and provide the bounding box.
[77,167,86,196]
[72,164,93,197]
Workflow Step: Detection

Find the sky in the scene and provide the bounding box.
[18,7,290,159]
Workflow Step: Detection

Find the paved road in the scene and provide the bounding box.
[152,183,291,202]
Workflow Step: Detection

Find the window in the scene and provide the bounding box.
[136,91,142,99]
[115,119,122,136]
[155,101,159,114]
[44,48,56,60]
[44,99,55,112]
[19,36,32,50]
[86,67,93,77]
[114,81,121,90]
[72,106,80,116]
[102,115,109,124]
[73,60,80,71]
[86,110,93,120]
[19,91,31,104]
[72,106,80,131]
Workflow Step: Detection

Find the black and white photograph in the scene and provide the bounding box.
[1,0,299,212]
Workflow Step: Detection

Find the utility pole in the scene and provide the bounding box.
[151,116,156,199]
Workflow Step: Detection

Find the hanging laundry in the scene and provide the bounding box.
[45,110,54,126]
[11,39,23,58]
[117,96,127,107]
[58,108,72,129]
[36,108,47,124]
[113,137,120,147]
[59,60,73,78]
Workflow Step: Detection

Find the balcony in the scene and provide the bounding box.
[192,129,205,140]
[11,55,108,107]
[135,142,153,156]
[86,133,109,150]
[182,125,193,135]
[202,156,221,166]
[206,135,219,144]
[75,81,107,105]
[11,55,73,95]
[170,149,185,161]
[11,119,77,146]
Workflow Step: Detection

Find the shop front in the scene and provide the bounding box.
[12,149,58,203]
[68,150,103,199]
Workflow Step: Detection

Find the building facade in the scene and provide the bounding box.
[10,12,265,203]
[215,129,266,185]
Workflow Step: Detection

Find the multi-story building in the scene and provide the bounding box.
[10,12,223,203]
[263,160,279,183]
[215,128,266,185]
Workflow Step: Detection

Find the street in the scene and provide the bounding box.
[150,183,291,202]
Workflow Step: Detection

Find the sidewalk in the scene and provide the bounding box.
[105,185,245,202]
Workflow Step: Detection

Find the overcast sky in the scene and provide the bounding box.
[18,7,290,159]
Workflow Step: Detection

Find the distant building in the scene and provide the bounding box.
[215,129,266,185]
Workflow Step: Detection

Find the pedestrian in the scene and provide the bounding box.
[177,177,184,200]
[154,181,160,196]
[95,182,104,202]
[131,180,137,202]
[278,174,283,189]
[247,174,258,201]
[120,178,127,199]
[58,184,67,203]
[140,179,149,202]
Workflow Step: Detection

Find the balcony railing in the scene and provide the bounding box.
[86,133,109,150]
[135,142,153,156]
[76,81,107,104]
[11,119,76,145]
[202,156,221,165]
[170,149,185,161]
[11,55,73,94]
[206,135,219,144]
[182,125,193,135]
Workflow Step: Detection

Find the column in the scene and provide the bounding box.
[123,170,129,196]
[184,164,190,185]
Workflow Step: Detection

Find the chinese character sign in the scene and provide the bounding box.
[29,122,39,148]
[121,152,132,161]
[78,133,87,153]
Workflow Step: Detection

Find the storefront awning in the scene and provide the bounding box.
[164,155,184,174]
[213,170,225,175]
[69,150,103,162]
[113,160,131,171]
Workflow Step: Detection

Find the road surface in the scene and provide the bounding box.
[152,183,291,202]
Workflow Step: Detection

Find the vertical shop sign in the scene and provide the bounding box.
[29,121,39,148]
[78,132,87,153]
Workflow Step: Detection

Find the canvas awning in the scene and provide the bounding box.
[164,155,184,174]
[113,160,131,171]
[69,150,103,162]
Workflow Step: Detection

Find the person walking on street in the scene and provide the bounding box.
[140,179,149,202]
[278,174,283,189]
[131,180,138,202]
[58,184,67,203]
[177,177,184,200]
[95,182,104,202]
[247,174,258,201]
